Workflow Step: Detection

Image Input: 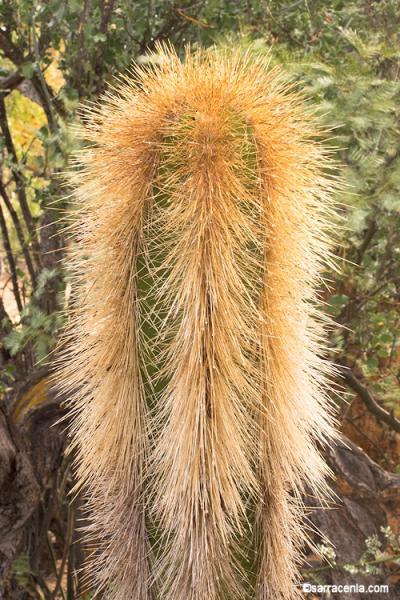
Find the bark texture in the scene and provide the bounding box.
[305,437,400,599]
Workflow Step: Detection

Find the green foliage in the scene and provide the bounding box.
[3,268,64,364]
[343,527,400,576]
[304,526,400,583]
[3,305,62,363]
[269,14,400,414]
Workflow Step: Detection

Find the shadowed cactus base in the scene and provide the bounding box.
[56,44,339,600]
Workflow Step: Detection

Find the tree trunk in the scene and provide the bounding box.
[305,437,400,599]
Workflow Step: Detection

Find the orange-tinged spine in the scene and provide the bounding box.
[57,44,338,600]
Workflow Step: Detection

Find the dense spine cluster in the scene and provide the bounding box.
[58,45,338,600]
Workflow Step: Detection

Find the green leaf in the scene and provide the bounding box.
[330,294,349,307]
[365,357,378,371]
[382,193,400,212]
[3,330,24,356]
[19,62,35,78]
[376,347,389,358]
[93,33,107,43]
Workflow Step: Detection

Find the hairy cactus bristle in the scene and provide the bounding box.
[56,44,339,600]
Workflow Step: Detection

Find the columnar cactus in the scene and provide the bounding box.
[59,45,337,600]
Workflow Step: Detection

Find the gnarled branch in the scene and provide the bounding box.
[337,364,400,433]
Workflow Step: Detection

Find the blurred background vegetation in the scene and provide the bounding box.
[0,1,400,599]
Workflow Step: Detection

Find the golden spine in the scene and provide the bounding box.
[57,45,337,600]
